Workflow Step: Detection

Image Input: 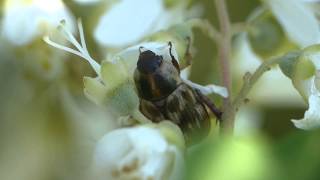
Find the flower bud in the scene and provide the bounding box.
[92,124,185,180]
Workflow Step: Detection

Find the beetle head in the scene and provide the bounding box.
[137,47,163,74]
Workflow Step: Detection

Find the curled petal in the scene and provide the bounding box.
[182,78,228,98]
[292,80,320,129]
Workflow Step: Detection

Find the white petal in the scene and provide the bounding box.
[110,42,180,74]
[167,147,184,180]
[292,80,320,129]
[180,67,191,79]
[266,0,320,47]
[94,0,163,47]
[2,0,75,45]
[93,126,183,180]
[94,129,133,179]
[182,78,228,98]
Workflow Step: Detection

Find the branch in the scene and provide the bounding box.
[215,0,233,132]
[187,19,222,44]
[215,0,232,98]
[232,56,283,110]
[220,56,282,134]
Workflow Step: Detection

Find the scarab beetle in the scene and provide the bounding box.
[134,42,222,144]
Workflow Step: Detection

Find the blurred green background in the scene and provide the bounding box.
[1,0,319,180]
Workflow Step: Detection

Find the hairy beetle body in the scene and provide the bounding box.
[134,43,221,144]
[139,83,211,143]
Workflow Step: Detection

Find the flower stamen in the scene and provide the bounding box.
[43,19,101,75]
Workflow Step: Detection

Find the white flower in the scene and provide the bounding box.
[274,44,320,129]
[2,0,75,46]
[94,0,201,47]
[44,20,227,122]
[292,72,320,129]
[264,0,320,48]
[92,124,184,180]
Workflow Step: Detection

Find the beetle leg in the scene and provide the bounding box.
[168,41,181,73]
[195,89,222,121]
[184,36,193,68]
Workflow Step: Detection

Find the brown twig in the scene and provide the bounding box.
[221,56,283,134]
[214,0,233,133]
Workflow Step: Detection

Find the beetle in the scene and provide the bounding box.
[134,42,222,144]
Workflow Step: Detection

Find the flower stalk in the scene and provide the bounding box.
[213,0,283,134]
[215,0,232,94]
[222,56,283,134]
[214,0,233,133]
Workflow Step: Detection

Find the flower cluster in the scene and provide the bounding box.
[43,3,226,179]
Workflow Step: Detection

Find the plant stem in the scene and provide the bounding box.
[232,56,282,110]
[213,1,283,134]
[215,0,233,132]
[215,0,231,94]
[221,56,282,134]
[187,19,222,45]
